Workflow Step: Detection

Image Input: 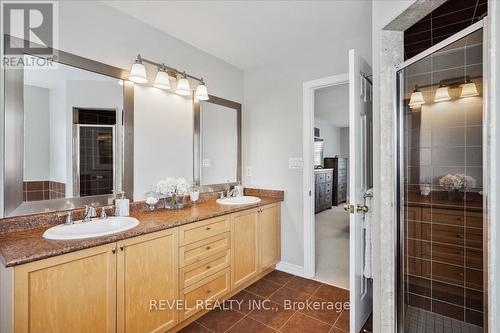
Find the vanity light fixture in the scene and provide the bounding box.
[175,72,191,96]
[195,78,209,100]
[408,85,425,108]
[128,54,209,99]
[153,64,171,90]
[128,55,148,84]
[434,84,451,103]
[460,80,479,98]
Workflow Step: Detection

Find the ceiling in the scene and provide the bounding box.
[314,83,349,128]
[103,1,370,70]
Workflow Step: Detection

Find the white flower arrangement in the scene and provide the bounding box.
[156,177,189,196]
[439,174,476,191]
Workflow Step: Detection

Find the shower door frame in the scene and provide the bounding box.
[394,19,488,332]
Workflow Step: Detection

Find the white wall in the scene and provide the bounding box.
[56,1,244,201]
[24,85,50,181]
[314,118,341,158]
[242,2,371,268]
[340,127,349,158]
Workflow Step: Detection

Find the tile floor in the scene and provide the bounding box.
[315,206,350,289]
[180,270,350,333]
[404,306,482,333]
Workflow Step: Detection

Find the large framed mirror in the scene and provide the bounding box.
[3,36,134,217]
[194,95,241,192]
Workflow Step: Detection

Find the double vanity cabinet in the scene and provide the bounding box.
[0,202,281,333]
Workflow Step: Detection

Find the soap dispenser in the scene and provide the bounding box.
[115,192,130,216]
[234,182,244,197]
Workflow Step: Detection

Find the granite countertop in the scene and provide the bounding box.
[0,194,283,267]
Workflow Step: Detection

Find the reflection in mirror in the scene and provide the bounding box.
[194,96,241,190]
[200,102,238,185]
[8,55,125,216]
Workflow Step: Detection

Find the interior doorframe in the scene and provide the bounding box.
[302,73,349,278]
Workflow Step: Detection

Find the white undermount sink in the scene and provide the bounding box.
[216,196,262,206]
[43,216,139,240]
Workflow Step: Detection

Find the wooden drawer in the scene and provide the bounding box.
[325,172,333,182]
[179,216,230,246]
[180,268,230,320]
[317,173,326,183]
[432,261,464,285]
[466,248,483,270]
[406,206,422,221]
[422,224,464,246]
[180,232,230,267]
[466,227,483,249]
[465,211,483,228]
[466,268,483,290]
[422,208,464,226]
[179,250,230,289]
[422,242,464,266]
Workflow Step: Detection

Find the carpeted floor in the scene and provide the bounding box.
[314,205,350,290]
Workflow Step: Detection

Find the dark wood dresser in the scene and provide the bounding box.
[314,169,333,214]
[324,157,348,206]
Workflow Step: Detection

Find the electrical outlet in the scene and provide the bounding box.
[246,166,253,177]
[202,158,210,167]
[289,157,303,169]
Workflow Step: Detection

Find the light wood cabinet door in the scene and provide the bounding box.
[231,208,259,289]
[259,203,281,271]
[13,243,117,333]
[117,229,178,333]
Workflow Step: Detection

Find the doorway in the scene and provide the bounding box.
[313,83,350,289]
[303,50,374,332]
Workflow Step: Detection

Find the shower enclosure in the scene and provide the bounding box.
[397,22,486,332]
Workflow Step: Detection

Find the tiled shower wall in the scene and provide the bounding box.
[23,181,66,201]
[404,0,487,60]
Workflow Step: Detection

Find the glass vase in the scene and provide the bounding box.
[165,193,184,210]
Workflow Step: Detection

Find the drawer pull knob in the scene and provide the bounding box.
[456,235,463,238]
[112,247,116,254]
[206,246,211,250]
[206,290,211,294]
[206,227,211,230]
[120,245,124,251]
[206,265,211,270]
[457,273,464,277]
[457,251,464,255]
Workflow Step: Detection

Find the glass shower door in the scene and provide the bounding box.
[397,26,485,332]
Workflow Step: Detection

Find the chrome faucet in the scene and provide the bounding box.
[83,204,97,222]
[58,211,74,225]
[100,206,111,219]
[226,188,236,198]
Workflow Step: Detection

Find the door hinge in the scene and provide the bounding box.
[309,190,312,196]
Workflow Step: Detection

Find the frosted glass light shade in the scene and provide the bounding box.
[153,70,171,90]
[176,77,191,95]
[195,83,209,100]
[408,91,425,108]
[460,82,479,98]
[129,62,147,83]
[434,86,451,103]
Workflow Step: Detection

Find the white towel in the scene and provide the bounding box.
[363,188,374,279]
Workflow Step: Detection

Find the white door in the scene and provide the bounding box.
[348,49,372,332]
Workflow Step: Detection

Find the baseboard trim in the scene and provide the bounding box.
[275,261,305,277]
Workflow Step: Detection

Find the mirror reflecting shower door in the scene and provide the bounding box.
[397,26,485,332]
